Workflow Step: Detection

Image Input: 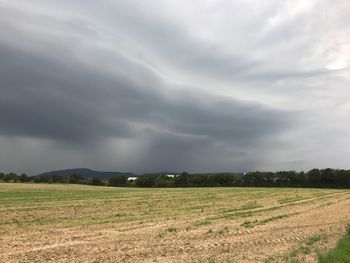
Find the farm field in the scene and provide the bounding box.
[0,184,349,263]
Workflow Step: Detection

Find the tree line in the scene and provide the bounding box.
[1,168,350,188]
[0,173,108,185]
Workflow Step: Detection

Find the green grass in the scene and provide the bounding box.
[278,195,310,204]
[240,213,292,228]
[193,219,212,227]
[222,201,262,213]
[305,234,324,245]
[258,213,292,225]
[318,225,350,263]
[283,233,327,262]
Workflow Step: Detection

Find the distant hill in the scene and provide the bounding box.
[37,168,135,179]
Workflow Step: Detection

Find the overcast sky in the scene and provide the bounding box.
[0,0,349,174]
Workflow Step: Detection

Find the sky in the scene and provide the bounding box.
[0,0,349,175]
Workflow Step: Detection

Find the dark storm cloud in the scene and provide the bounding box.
[0,39,291,145]
[0,45,133,142]
[1,0,348,174]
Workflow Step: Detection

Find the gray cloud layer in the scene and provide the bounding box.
[0,0,349,174]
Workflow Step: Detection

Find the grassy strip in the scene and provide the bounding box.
[241,213,294,228]
[221,201,262,213]
[282,233,327,262]
[318,225,350,263]
[213,192,342,221]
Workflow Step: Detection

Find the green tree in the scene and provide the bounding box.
[108,176,127,186]
[3,173,18,182]
[242,172,268,186]
[19,173,29,183]
[307,169,321,185]
[67,174,83,184]
[174,172,190,187]
[135,175,155,187]
[321,168,335,184]
[51,175,64,183]
[213,173,237,186]
[91,177,104,186]
[154,176,175,187]
[190,174,207,186]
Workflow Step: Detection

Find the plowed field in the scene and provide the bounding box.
[1,184,349,262]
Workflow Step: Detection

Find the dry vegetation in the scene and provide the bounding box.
[1,184,349,263]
